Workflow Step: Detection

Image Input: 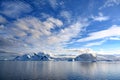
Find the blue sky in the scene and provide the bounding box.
[0,0,120,55]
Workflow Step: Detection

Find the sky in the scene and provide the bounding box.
[0,0,120,55]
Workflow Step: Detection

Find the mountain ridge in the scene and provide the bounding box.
[11,52,120,61]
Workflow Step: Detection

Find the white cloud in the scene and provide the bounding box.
[49,0,58,9]
[59,1,64,5]
[40,13,50,19]
[47,22,83,44]
[0,1,32,18]
[66,48,96,57]
[84,39,107,47]
[100,0,120,9]
[91,12,109,22]
[0,25,4,30]
[60,11,71,22]
[0,15,7,24]
[13,17,63,38]
[77,25,120,42]
[0,16,88,54]
[0,16,64,53]
[109,36,120,40]
[47,17,63,26]
[96,49,120,55]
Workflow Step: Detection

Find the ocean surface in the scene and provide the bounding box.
[0,61,120,80]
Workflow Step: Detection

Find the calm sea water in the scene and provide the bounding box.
[0,61,120,80]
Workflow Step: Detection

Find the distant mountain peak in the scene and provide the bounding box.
[14,52,50,61]
[75,53,96,61]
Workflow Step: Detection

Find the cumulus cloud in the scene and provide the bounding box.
[0,16,88,54]
[13,17,63,37]
[12,17,63,48]
[47,22,83,44]
[91,12,109,22]
[0,36,27,52]
[0,1,32,18]
[0,16,63,53]
[77,25,120,42]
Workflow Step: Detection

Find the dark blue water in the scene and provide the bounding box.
[0,61,120,80]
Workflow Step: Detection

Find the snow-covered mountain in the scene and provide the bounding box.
[74,53,120,62]
[7,51,120,61]
[74,53,96,61]
[96,54,120,61]
[14,52,51,61]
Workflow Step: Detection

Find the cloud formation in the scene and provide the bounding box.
[0,1,32,18]
[1,0,120,55]
[66,48,96,57]
[0,15,7,24]
[77,25,120,42]
[109,36,120,40]
[60,11,71,22]
[48,0,58,9]
[100,0,120,9]
[91,12,109,22]
[0,15,87,54]
[84,39,107,47]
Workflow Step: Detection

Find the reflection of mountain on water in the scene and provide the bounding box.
[67,62,98,79]
[1,61,120,80]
